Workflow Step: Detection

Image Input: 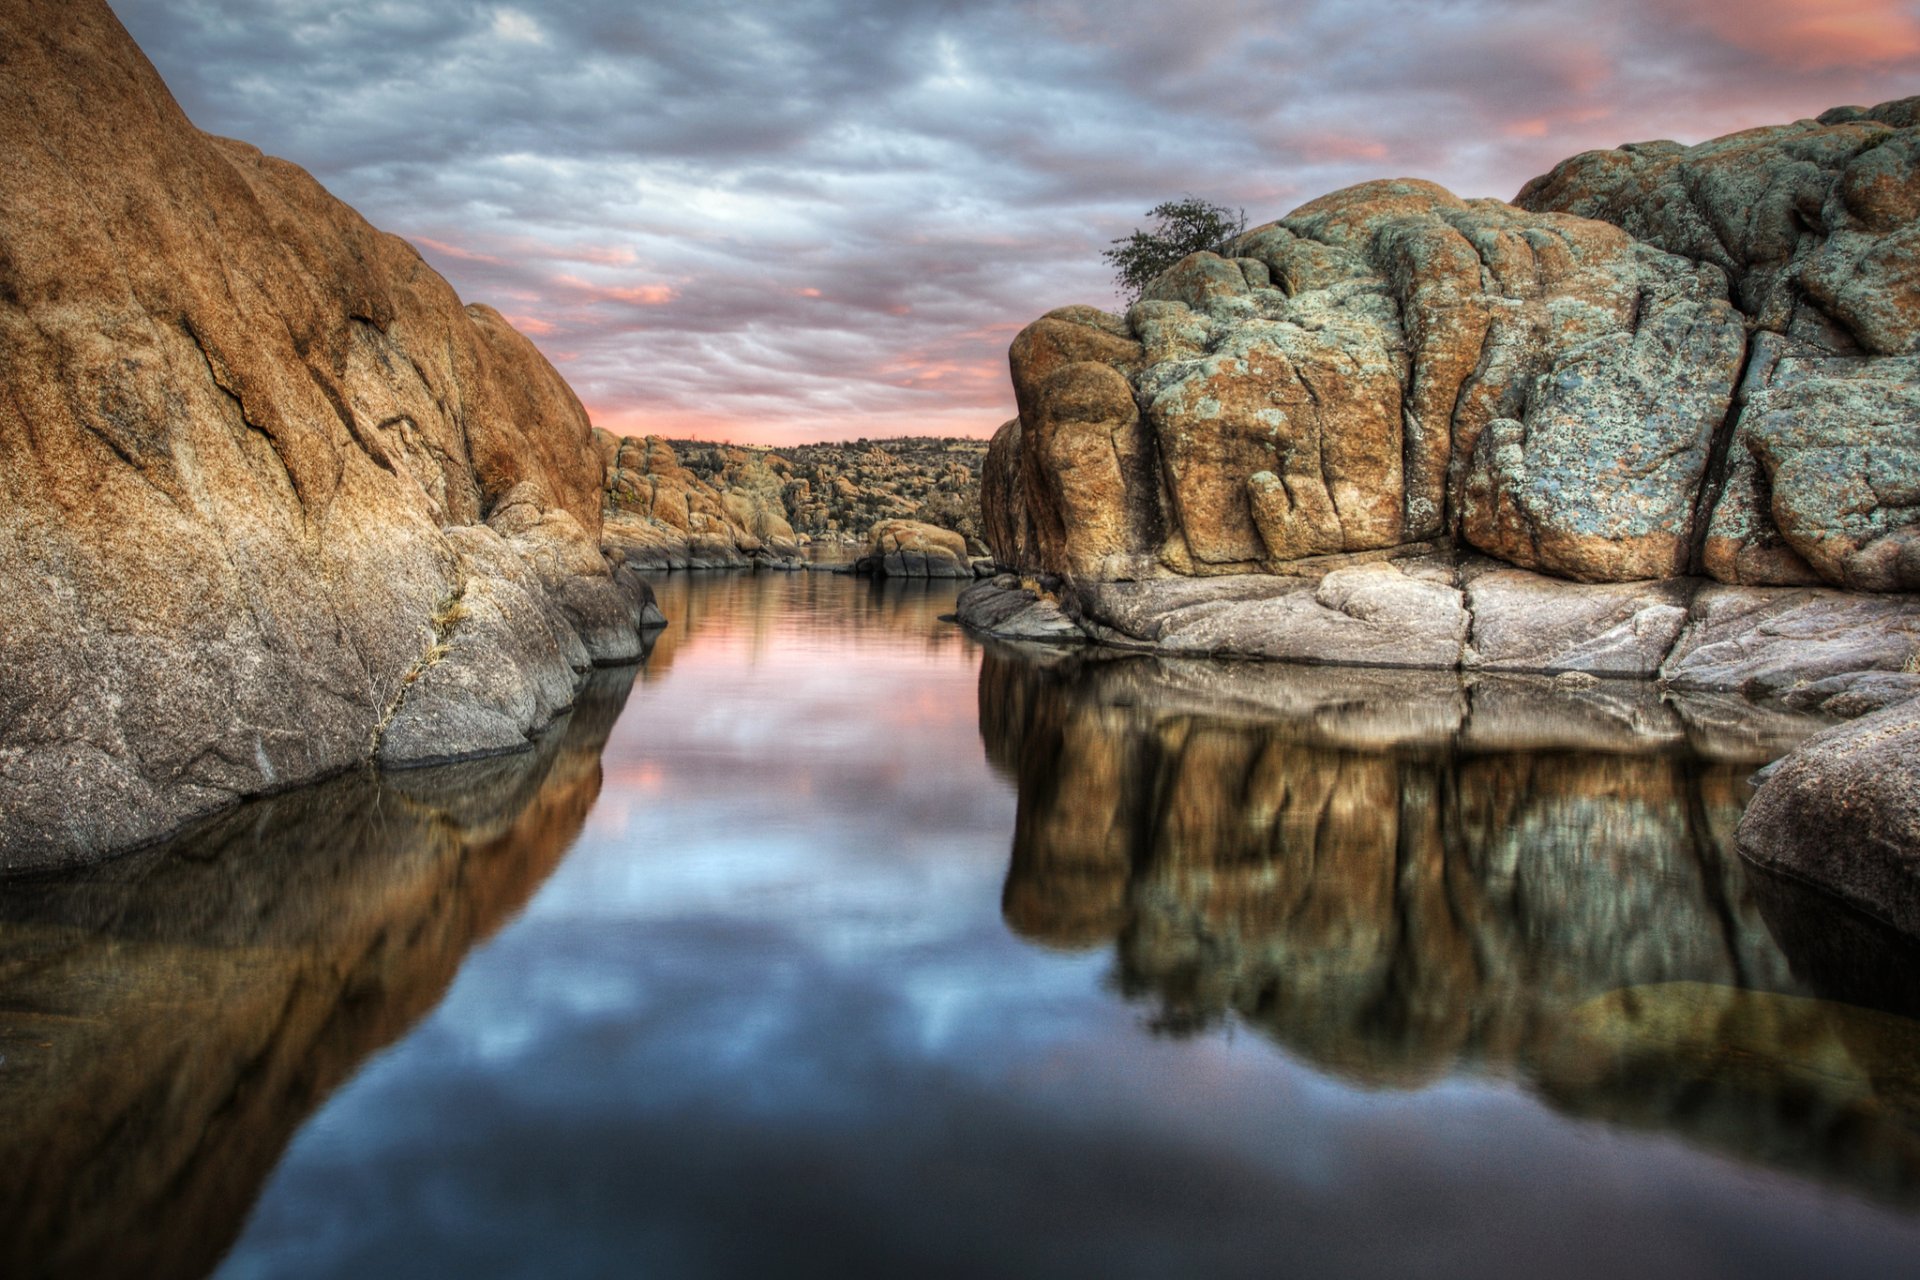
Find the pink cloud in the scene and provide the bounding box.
[412,234,507,266]
[503,312,556,335]
[1679,0,1920,68]
[554,274,679,306]
[1290,131,1391,163]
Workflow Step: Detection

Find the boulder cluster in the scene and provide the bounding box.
[985,102,1919,596]
[598,434,986,570]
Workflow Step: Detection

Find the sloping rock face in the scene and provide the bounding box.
[0,0,650,869]
[1738,699,1920,937]
[975,100,1920,700]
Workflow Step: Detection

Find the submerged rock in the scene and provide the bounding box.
[0,0,653,869]
[1739,699,1920,936]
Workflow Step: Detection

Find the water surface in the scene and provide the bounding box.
[6,569,1920,1279]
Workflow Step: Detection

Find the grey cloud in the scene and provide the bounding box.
[110,0,1920,444]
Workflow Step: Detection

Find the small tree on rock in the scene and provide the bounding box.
[1102,196,1247,305]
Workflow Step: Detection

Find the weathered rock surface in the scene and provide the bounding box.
[1463,563,1694,677]
[1069,555,1469,667]
[0,0,650,869]
[854,518,974,578]
[1659,584,1920,700]
[993,178,1748,585]
[954,577,1085,643]
[1740,699,1920,937]
[1519,103,1920,589]
[599,433,802,570]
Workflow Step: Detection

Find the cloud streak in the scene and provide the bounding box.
[111,0,1920,445]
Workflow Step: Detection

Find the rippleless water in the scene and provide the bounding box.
[6,568,1920,1279]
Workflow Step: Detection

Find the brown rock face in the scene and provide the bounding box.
[599,434,988,568]
[0,0,647,869]
[1739,698,1920,937]
[1000,181,1746,586]
[858,518,973,578]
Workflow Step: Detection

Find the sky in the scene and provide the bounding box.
[112,1,1920,447]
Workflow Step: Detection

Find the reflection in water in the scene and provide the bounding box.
[0,668,638,1280]
[640,569,968,682]
[9,570,1920,1279]
[981,644,1920,1204]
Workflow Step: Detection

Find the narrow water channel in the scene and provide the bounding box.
[6,569,1920,1279]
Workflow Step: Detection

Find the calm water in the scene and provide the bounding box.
[7,569,1920,1279]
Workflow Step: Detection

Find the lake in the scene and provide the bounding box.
[6,567,1920,1279]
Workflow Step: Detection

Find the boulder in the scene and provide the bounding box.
[856,518,973,578]
[0,0,647,869]
[1520,105,1920,588]
[1070,555,1469,668]
[1000,180,1748,586]
[1739,699,1920,936]
[954,578,1085,643]
[1659,585,1920,698]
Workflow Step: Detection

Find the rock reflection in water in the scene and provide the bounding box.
[0,667,638,1280]
[981,645,1920,1204]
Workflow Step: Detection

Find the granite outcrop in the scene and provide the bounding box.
[0,0,656,869]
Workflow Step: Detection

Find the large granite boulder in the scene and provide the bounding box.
[989,101,1920,595]
[991,179,1748,586]
[0,0,651,869]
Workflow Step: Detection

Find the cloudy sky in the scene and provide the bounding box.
[113,0,1920,446]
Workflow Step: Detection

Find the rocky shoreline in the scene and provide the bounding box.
[598,432,985,572]
[958,555,1920,715]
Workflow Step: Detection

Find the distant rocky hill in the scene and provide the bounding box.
[598,432,987,570]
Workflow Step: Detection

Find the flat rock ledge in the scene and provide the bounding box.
[956,551,1920,716]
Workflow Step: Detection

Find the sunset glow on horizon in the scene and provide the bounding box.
[113,0,1920,447]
